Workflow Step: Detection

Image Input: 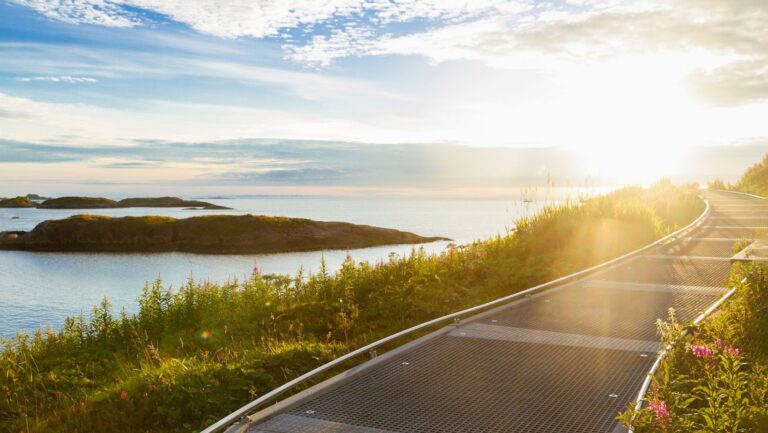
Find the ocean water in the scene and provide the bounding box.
[0,197,552,338]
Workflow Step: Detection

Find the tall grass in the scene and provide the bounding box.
[1,181,703,433]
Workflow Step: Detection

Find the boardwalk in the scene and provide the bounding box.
[232,190,763,433]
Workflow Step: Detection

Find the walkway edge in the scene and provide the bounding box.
[202,198,711,433]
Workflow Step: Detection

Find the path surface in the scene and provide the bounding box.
[241,190,763,433]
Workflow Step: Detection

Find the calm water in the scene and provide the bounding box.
[0,197,552,338]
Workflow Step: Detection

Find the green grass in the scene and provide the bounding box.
[619,262,768,433]
[0,181,704,433]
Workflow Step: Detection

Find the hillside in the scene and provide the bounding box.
[721,153,768,196]
[0,214,446,253]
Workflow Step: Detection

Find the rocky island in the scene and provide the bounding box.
[0,214,448,253]
[0,196,36,208]
[36,196,230,210]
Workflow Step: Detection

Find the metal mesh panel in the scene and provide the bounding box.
[284,337,653,433]
[704,217,768,227]
[692,226,760,239]
[660,239,738,257]
[594,257,730,287]
[479,284,719,341]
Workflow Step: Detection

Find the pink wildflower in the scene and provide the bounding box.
[691,345,714,359]
[649,400,671,424]
[713,338,724,349]
[724,347,740,357]
[252,262,260,275]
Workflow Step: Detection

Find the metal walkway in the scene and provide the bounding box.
[224,190,765,433]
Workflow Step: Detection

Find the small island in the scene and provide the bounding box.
[0,195,231,210]
[0,196,36,208]
[0,214,448,253]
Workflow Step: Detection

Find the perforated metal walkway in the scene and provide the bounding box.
[242,190,763,433]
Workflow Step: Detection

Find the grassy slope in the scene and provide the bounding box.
[1,214,444,253]
[0,181,703,433]
[621,263,768,433]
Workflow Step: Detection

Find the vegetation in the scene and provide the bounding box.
[620,262,768,433]
[0,196,36,208]
[38,197,121,209]
[34,196,230,210]
[0,214,446,253]
[117,197,229,210]
[733,154,768,197]
[708,153,768,197]
[0,181,703,433]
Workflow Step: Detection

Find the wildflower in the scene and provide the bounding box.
[120,389,128,400]
[691,344,714,359]
[648,400,671,424]
[713,338,724,349]
[724,347,740,357]
[252,263,260,275]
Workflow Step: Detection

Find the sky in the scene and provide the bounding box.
[1,0,768,197]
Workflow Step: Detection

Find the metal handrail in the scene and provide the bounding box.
[628,281,742,433]
[202,198,711,433]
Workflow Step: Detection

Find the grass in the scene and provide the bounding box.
[0,181,703,433]
[619,262,768,433]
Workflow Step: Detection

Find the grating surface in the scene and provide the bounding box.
[285,337,653,433]
[250,414,398,433]
[659,239,738,257]
[594,257,730,287]
[450,323,660,352]
[692,226,761,239]
[478,284,719,341]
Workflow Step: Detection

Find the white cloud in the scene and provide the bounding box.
[17,75,98,83]
[14,0,139,27]
[13,0,522,38]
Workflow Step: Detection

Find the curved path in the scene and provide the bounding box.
[228,190,764,433]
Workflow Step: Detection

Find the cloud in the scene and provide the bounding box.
[13,0,517,37]
[17,75,98,83]
[13,0,139,27]
[3,138,768,197]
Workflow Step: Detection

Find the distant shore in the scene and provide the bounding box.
[0,195,231,210]
[0,214,449,254]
